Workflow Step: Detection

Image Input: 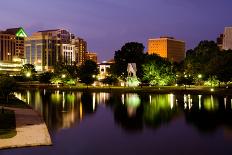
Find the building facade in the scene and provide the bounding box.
[222,27,232,50]
[0,27,27,62]
[98,59,114,80]
[85,52,98,63]
[75,38,87,65]
[25,29,87,71]
[147,36,185,62]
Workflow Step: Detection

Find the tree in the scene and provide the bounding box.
[142,54,175,86]
[102,75,118,86]
[181,40,221,81]
[79,60,99,86]
[0,76,17,113]
[39,72,54,84]
[113,42,145,79]
[21,64,37,79]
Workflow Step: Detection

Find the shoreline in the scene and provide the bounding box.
[0,106,52,150]
[17,84,232,96]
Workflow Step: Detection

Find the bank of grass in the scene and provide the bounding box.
[17,83,232,95]
[0,109,17,139]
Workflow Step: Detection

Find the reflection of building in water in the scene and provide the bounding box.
[184,94,193,110]
[15,90,84,131]
[95,93,110,105]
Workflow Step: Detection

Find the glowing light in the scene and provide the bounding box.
[224,98,227,109]
[80,102,83,120]
[93,93,96,110]
[170,94,174,109]
[198,95,202,110]
[26,72,31,77]
[198,74,202,78]
[15,28,27,37]
[203,95,219,111]
[210,88,214,92]
[62,74,66,78]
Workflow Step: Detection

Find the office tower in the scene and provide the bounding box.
[25,29,87,71]
[148,36,185,62]
[0,27,27,61]
[85,52,97,63]
[222,27,232,50]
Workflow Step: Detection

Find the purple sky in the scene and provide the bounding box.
[0,0,231,61]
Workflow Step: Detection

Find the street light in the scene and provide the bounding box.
[62,74,66,78]
[198,74,202,79]
[26,72,31,78]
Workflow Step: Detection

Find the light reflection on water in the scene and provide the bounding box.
[9,90,232,155]
[14,91,232,132]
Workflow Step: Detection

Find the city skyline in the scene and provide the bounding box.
[0,0,232,61]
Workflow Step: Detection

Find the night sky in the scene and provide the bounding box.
[0,0,231,61]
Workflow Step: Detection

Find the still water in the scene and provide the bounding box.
[1,90,232,155]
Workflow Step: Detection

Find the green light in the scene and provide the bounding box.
[126,94,141,108]
[16,28,27,38]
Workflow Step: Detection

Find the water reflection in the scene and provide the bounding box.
[14,91,232,134]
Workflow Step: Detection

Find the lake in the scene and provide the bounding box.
[1,90,232,155]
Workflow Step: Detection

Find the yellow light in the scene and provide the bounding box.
[210,88,214,92]
[198,74,202,78]
[26,72,31,77]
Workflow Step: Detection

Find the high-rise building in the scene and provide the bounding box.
[0,27,27,62]
[75,38,87,65]
[222,27,232,50]
[25,29,87,71]
[85,52,98,63]
[25,29,62,71]
[147,36,185,62]
[61,44,76,65]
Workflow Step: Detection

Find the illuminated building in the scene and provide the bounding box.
[85,51,98,63]
[25,29,87,71]
[147,36,185,62]
[98,59,115,80]
[0,59,25,75]
[61,44,76,65]
[222,27,232,50]
[25,29,62,71]
[0,27,27,62]
[75,38,87,65]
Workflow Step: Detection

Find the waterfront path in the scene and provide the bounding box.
[0,107,52,149]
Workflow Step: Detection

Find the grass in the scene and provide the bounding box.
[0,109,17,139]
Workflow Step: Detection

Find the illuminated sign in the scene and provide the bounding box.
[16,28,27,38]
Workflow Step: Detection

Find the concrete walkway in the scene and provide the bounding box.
[0,107,52,149]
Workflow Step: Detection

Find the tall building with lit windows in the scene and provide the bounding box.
[85,52,98,63]
[75,38,87,65]
[222,27,232,50]
[25,29,87,71]
[147,36,185,62]
[0,27,27,62]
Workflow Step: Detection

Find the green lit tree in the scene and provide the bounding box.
[142,54,175,86]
